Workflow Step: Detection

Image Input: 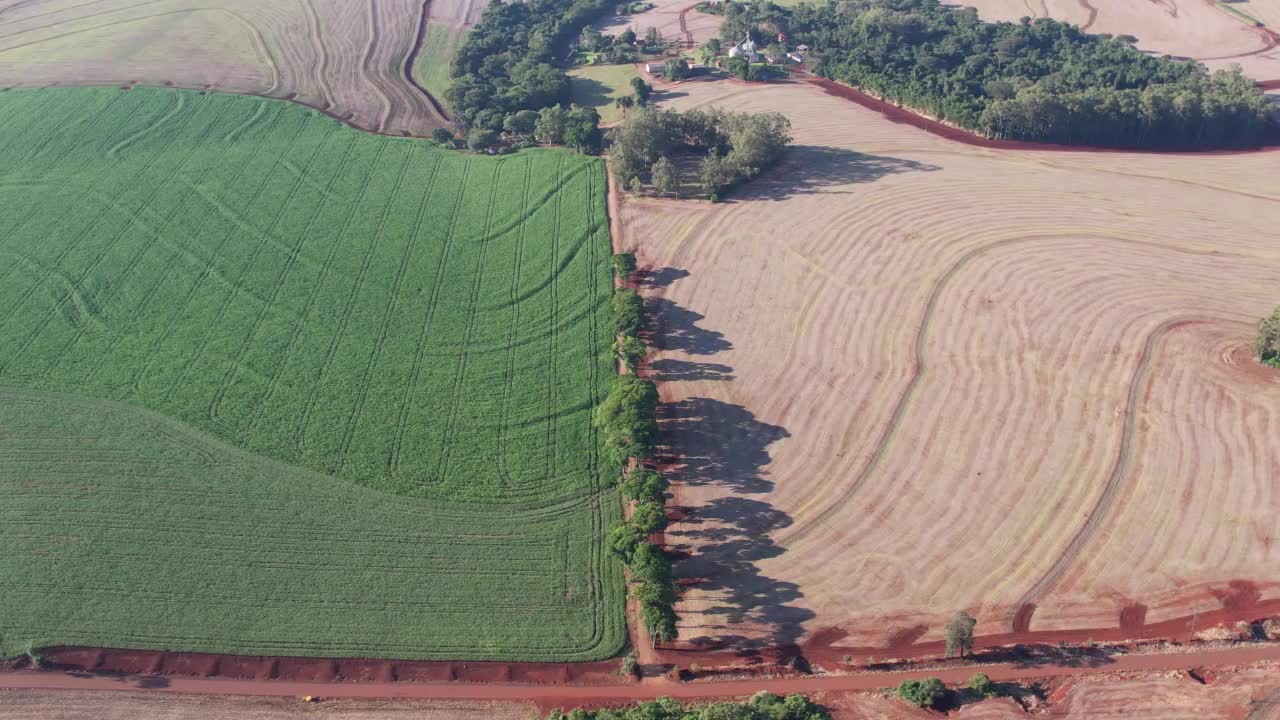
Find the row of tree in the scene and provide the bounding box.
[596,256,680,645]
[545,692,830,720]
[610,107,792,199]
[718,0,1276,148]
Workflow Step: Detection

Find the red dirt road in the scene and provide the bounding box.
[5,645,1280,703]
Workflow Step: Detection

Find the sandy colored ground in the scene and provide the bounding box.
[960,0,1280,82]
[0,691,538,720]
[596,0,721,48]
[0,0,449,133]
[618,77,1280,653]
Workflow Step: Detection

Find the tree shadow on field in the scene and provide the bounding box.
[637,266,690,288]
[644,297,731,355]
[648,358,734,382]
[659,397,812,652]
[725,145,941,202]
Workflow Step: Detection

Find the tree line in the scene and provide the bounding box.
[610,107,792,199]
[545,692,830,720]
[594,255,680,645]
[720,0,1276,149]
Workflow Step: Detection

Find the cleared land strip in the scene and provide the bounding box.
[4,644,1280,700]
[0,86,622,661]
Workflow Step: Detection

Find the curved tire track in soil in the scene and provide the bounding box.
[777,235,1231,547]
[403,0,452,124]
[1077,0,1097,30]
[1007,315,1223,622]
[677,2,695,45]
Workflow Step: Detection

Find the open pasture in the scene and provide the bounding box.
[960,0,1280,83]
[0,0,449,134]
[623,78,1280,653]
[0,86,622,660]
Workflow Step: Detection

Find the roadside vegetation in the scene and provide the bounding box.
[546,692,830,720]
[718,0,1277,148]
[596,257,680,645]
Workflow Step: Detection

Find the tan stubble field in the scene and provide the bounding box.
[622,77,1280,654]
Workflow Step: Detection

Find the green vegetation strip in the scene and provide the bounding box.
[0,86,623,660]
[1216,2,1265,26]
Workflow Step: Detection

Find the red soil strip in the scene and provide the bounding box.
[1012,604,1037,634]
[802,76,1280,155]
[6,645,1280,703]
[404,0,454,124]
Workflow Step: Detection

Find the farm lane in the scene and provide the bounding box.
[5,643,1280,701]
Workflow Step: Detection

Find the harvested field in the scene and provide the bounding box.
[0,0,450,134]
[622,78,1280,654]
[595,0,721,48]
[0,86,623,660]
[960,0,1280,82]
[0,690,539,720]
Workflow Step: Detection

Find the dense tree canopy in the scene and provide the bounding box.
[727,0,1276,148]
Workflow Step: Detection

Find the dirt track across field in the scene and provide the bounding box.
[620,76,1280,656]
[4,644,1280,704]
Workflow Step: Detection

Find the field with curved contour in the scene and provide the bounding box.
[621,77,1280,654]
[0,0,451,134]
[0,86,623,660]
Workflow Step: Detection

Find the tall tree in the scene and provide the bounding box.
[944,611,977,658]
[650,156,676,197]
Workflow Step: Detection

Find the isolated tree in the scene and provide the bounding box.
[618,28,637,45]
[615,95,635,112]
[534,105,568,145]
[630,76,652,105]
[431,127,454,145]
[664,57,691,81]
[945,611,977,658]
[706,38,721,55]
[612,251,637,280]
[968,672,998,698]
[650,156,676,197]
[629,175,644,195]
[615,335,646,371]
[897,678,946,709]
[1257,306,1280,366]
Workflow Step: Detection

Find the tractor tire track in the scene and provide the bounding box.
[496,158,533,488]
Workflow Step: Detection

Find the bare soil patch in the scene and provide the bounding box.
[620,77,1280,657]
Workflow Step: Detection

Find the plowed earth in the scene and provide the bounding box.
[0,0,452,133]
[595,0,721,48]
[621,77,1280,656]
[961,0,1280,83]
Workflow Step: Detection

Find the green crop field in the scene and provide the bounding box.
[0,86,624,661]
[414,24,466,110]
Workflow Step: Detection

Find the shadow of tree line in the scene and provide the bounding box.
[640,271,815,661]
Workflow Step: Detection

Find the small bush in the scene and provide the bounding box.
[968,672,999,698]
[1258,307,1280,366]
[897,678,946,708]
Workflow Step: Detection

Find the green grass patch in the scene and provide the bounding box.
[1216,2,1264,25]
[569,63,641,124]
[414,24,466,108]
[0,86,623,660]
